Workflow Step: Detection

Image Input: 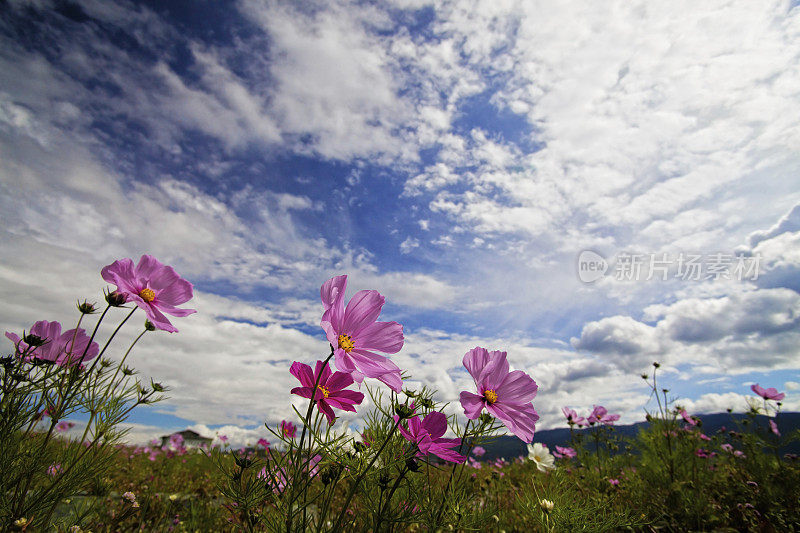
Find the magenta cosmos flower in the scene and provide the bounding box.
[395,409,465,464]
[280,420,297,439]
[679,409,698,426]
[459,347,539,443]
[751,384,785,402]
[587,405,620,425]
[561,407,586,427]
[6,320,99,367]
[320,275,404,392]
[290,360,365,425]
[101,255,195,333]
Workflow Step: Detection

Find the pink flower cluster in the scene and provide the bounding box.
[562,405,620,427]
[285,275,541,450]
[6,321,99,368]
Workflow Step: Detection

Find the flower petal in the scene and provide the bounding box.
[496,370,538,404]
[134,255,164,282]
[101,258,138,294]
[321,275,347,311]
[421,411,448,440]
[477,351,509,391]
[318,400,336,425]
[154,277,194,307]
[459,391,485,419]
[349,351,403,392]
[462,347,491,382]
[487,401,538,443]
[326,371,354,392]
[334,348,358,374]
[354,321,403,354]
[342,290,385,335]
[290,362,315,388]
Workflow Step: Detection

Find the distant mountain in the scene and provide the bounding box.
[473,412,800,462]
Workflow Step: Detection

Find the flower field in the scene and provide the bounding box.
[2,258,799,532]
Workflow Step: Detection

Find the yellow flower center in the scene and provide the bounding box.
[484,389,498,404]
[317,385,330,399]
[338,334,354,353]
[139,288,156,302]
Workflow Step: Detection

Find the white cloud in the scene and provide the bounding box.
[399,236,419,254]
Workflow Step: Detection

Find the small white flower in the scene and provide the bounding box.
[526,442,555,472]
[540,498,554,513]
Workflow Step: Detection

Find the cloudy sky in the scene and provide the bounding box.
[2,0,799,445]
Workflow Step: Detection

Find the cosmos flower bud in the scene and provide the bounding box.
[394,404,414,419]
[105,289,127,307]
[144,320,156,332]
[22,333,46,347]
[234,456,253,469]
[77,300,97,314]
[479,413,494,424]
[652,361,661,368]
[405,457,419,472]
[378,473,391,490]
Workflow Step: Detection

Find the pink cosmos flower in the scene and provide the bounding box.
[472,445,486,457]
[257,438,270,449]
[395,410,466,464]
[290,360,365,425]
[101,255,195,333]
[721,443,733,453]
[218,435,228,444]
[770,419,780,436]
[587,405,620,426]
[459,347,539,443]
[562,407,586,427]
[751,384,785,401]
[608,478,619,486]
[280,420,297,439]
[6,320,99,367]
[56,421,75,432]
[679,409,698,426]
[733,450,746,458]
[555,446,577,458]
[319,275,404,392]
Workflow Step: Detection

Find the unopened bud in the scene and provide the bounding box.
[540,499,554,513]
[641,374,648,380]
[405,457,419,472]
[419,398,434,409]
[652,361,660,368]
[105,289,127,307]
[394,404,414,419]
[77,300,97,314]
[378,473,391,490]
[23,334,46,347]
[480,413,494,424]
[122,366,135,376]
[144,320,156,332]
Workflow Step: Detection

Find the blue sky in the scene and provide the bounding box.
[1,0,800,445]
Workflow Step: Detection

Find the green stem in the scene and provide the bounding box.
[332,417,403,532]
[285,348,335,532]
